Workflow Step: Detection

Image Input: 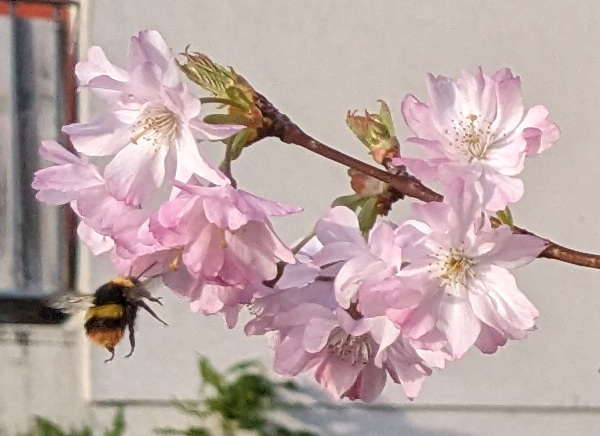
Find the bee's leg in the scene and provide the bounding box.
[125,322,136,358]
[104,347,115,363]
[131,287,163,306]
[137,300,168,325]
[147,295,163,306]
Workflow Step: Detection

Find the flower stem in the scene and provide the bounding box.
[291,231,316,255]
[219,141,237,188]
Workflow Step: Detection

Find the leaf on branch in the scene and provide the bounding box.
[358,196,379,233]
[179,50,258,114]
[228,128,255,160]
[178,48,237,97]
[496,207,514,228]
[332,193,367,211]
[199,97,247,110]
[181,50,265,145]
[203,113,248,126]
[377,99,396,137]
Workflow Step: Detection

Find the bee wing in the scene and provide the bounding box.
[46,292,95,314]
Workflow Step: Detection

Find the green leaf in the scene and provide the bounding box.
[182,427,212,436]
[75,427,93,436]
[376,99,396,137]
[103,408,125,436]
[226,360,261,374]
[271,426,319,436]
[203,113,248,126]
[229,128,254,160]
[358,196,379,233]
[331,194,367,211]
[155,427,213,436]
[496,207,514,227]
[159,357,321,436]
[30,417,66,436]
[178,52,235,97]
[225,87,253,109]
[199,358,225,393]
[199,97,247,110]
[154,428,187,435]
[171,400,209,420]
[279,380,300,392]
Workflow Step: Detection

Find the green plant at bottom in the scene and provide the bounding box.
[17,408,125,436]
[155,358,317,436]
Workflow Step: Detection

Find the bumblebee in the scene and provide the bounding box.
[52,267,167,362]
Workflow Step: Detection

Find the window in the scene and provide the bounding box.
[0,0,80,323]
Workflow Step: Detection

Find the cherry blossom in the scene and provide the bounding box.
[313,206,420,314]
[395,68,559,211]
[62,30,243,205]
[396,187,546,358]
[248,279,433,401]
[148,181,300,286]
[32,140,103,205]
[246,207,444,400]
[32,140,117,254]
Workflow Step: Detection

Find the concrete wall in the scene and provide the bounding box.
[3,1,600,435]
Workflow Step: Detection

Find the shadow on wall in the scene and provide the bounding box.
[285,384,474,436]
[294,406,474,436]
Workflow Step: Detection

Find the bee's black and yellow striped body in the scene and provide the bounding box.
[83,276,166,362]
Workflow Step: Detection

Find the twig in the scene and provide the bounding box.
[253,92,600,270]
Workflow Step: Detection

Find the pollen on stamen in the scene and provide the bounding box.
[131,104,179,146]
[437,247,475,295]
[327,327,376,366]
[447,112,495,162]
[168,250,182,270]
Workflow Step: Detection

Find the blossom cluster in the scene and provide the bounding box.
[32,30,299,327]
[33,30,559,402]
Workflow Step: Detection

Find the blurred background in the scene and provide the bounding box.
[2,1,600,435]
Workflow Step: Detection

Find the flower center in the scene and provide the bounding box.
[434,247,475,296]
[131,103,179,146]
[327,327,375,365]
[447,113,493,162]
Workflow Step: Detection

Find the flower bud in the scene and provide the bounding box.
[346,100,400,165]
[179,50,263,151]
[349,169,386,197]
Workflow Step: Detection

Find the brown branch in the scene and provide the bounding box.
[512,226,600,268]
[254,93,442,203]
[253,92,600,270]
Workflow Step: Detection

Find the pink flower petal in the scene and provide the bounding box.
[174,126,229,186]
[63,115,130,156]
[189,118,245,141]
[521,105,561,156]
[315,206,365,246]
[77,222,114,255]
[104,141,169,205]
[273,332,315,376]
[437,295,481,359]
[315,356,363,399]
[128,29,179,87]
[401,94,437,140]
[475,323,507,354]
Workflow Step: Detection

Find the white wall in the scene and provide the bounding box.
[3,1,600,435]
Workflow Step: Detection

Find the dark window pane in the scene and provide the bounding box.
[0,0,79,322]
